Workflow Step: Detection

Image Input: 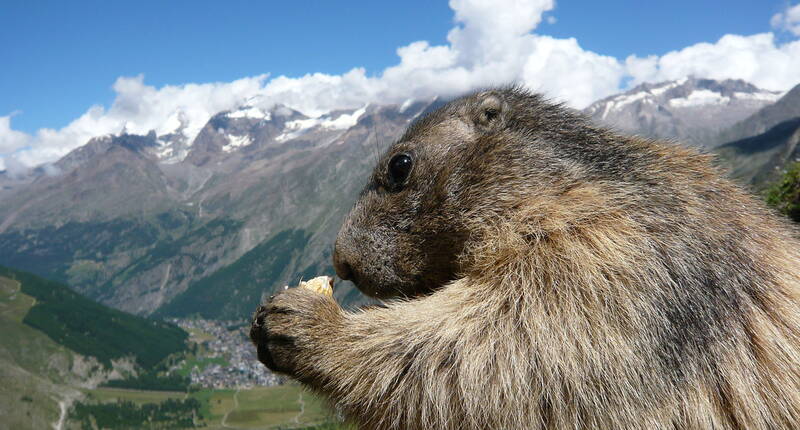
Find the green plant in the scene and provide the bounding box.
[766,161,800,223]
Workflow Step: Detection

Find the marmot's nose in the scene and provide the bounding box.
[333,247,353,281]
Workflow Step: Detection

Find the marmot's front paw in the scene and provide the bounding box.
[249,287,340,378]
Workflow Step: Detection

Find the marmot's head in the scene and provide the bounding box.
[334,87,618,299]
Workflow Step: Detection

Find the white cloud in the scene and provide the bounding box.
[771,3,800,36]
[3,0,800,169]
[625,33,800,91]
[0,114,32,165]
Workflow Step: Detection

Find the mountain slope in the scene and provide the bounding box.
[584,78,782,147]
[156,229,311,319]
[0,266,190,428]
[0,133,179,231]
[0,266,188,368]
[715,83,800,145]
[0,100,436,317]
[715,117,800,188]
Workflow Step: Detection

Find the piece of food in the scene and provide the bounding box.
[299,276,334,297]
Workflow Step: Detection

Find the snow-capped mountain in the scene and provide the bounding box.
[97,102,375,169]
[584,77,783,147]
[0,96,438,317]
[716,82,800,146]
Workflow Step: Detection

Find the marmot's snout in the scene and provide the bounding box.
[333,218,415,299]
[332,246,353,282]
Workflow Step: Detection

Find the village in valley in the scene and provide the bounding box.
[169,318,283,389]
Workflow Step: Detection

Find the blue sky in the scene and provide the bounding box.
[1,0,792,133]
[1,0,799,169]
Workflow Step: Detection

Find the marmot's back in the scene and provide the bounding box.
[255,87,800,430]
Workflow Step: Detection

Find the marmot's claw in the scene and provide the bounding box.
[251,305,268,328]
[249,287,335,376]
[250,299,296,374]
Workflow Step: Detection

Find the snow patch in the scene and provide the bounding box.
[649,81,681,96]
[153,140,189,164]
[325,105,367,129]
[601,101,616,120]
[669,90,730,108]
[275,105,367,143]
[155,144,175,160]
[399,99,415,113]
[228,106,270,120]
[222,134,252,153]
[603,91,650,116]
[274,131,299,143]
[733,91,783,102]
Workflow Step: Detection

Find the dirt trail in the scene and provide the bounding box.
[292,391,306,424]
[52,391,79,430]
[221,387,241,428]
[53,399,67,430]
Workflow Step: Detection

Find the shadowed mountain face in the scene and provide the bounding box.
[584,77,782,147]
[714,83,800,146]
[0,100,439,318]
[710,83,800,189]
[715,117,800,188]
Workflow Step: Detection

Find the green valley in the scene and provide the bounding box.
[69,385,351,429]
[0,266,350,429]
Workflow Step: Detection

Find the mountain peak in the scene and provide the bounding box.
[715,81,800,145]
[584,78,782,146]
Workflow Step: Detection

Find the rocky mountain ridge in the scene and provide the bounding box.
[584,77,783,147]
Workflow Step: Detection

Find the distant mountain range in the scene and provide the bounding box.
[0,98,440,318]
[584,77,783,147]
[715,83,800,146]
[0,78,798,321]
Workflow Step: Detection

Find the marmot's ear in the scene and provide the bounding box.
[472,91,507,132]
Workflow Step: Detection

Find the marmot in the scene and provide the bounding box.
[250,87,800,429]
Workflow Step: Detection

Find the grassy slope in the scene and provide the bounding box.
[0,268,346,429]
[0,276,81,429]
[0,265,188,368]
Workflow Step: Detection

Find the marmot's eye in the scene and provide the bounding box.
[388,153,413,188]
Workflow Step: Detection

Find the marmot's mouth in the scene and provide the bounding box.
[347,275,438,301]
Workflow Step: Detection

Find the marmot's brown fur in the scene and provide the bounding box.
[251,87,800,429]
